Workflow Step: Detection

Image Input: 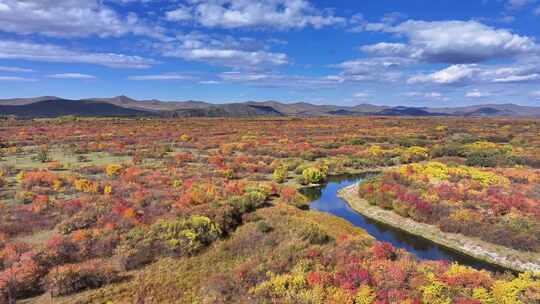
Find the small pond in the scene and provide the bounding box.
[302,174,510,273]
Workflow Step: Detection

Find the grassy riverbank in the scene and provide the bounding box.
[339,183,540,273]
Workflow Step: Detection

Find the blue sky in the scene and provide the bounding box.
[0,0,540,106]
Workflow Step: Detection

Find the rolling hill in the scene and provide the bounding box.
[0,99,154,118]
[165,103,284,118]
[1,96,540,118]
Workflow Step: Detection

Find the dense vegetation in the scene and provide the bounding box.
[359,162,540,252]
[0,117,539,303]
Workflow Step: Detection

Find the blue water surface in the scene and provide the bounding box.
[303,174,509,273]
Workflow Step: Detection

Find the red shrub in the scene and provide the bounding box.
[45,259,120,297]
[372,242,397,260]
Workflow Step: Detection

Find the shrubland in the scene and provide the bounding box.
[0,117,539,302]
[359,162,540,252]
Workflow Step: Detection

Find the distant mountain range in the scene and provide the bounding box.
[1,95,540,118]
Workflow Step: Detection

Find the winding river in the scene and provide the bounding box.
[302,174,510,273]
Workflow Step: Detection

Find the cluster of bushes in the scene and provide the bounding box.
[279,186,309,209]
[45,259,120,297]
[299,164,329,185]
[350,145,431,168]
[392,135,429,147]
[246,234,540,304]
[462,141,513,167]
[57,208,101,235]
[299,223,332,245]
[360,176,433,223]
[271,165,288,183]
[0,237,121,301]
[359,163,540,252]
[32,146,51,163]
[116,216,221,270]
[431,140,530,168]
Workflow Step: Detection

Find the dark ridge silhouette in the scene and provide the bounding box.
[328,109,361,116]
[165,104,284,118]
[1,96,540,118]
[0,99,154,118]
[463,107,515,117]
[376,107,445,116]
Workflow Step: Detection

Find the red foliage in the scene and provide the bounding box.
[208,154,226,168]
[372,242,397,260]
[440,269,493,290]
[0,251,42,301]
[307,271,333,287]
[334,267,371,291]
[279,186,299,203]
[20,170,59,189]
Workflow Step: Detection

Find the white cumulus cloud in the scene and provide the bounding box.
[166,6,193,21]
[165,0,345,30]
[408,65,478,85]
[407,58,540,85]
[0,40,157,69]
[333,57,412,82]
[0,0,163,38]
[158,32,288,69]
[362,20,537,64]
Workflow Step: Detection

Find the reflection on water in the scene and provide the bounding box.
[303,174,509,273]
